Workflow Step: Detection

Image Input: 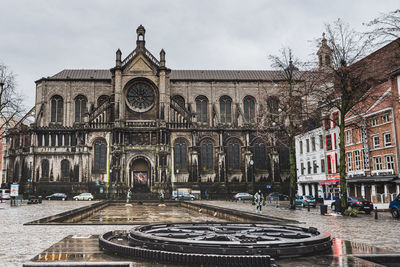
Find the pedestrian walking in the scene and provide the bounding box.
[254,189,264,214]
[126,190,131,204]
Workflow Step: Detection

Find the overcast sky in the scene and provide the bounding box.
[0,0,397,109]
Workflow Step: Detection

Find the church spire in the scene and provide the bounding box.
[136,25,146,49]
[317,32,332,69]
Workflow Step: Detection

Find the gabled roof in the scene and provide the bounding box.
[345,80,392,121]
[39,69,310,82]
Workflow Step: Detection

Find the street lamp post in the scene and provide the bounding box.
[250,159,254,194]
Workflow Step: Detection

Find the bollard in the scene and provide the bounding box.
[307,203,310,212]
[374,207,378,220]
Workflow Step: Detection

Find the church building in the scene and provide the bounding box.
[5,26,324,197]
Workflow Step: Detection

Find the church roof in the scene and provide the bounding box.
[44,69,308,82]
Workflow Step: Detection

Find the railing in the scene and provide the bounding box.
[124,120,157,128]
[145,50,160,66]
[88,122,113,129]
[167,122,193,129]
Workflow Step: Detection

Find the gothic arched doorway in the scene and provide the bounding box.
[128,157,151,192]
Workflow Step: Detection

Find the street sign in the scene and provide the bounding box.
[266,185,271,189]
[10,184,19,197]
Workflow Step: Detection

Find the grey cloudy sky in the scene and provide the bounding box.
[0,0,397,109]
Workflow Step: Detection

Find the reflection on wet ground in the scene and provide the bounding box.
[79,203,226,223]
[31,233,400,266]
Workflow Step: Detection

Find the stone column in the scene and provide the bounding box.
[397,184,400,195]
[312,184,316,197]
[305,185,310,196]
[361,184,365,198]
[371,184,376,203]
[297,184,303,196]
[384,184,389,202]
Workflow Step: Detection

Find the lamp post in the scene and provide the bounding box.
[250,159,254,194]
[29,156,33,196]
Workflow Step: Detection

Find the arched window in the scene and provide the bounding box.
[97,95,110,107]
[196,96,208,124]
[325,55,331,66]
[172,95,185,109]
[51,95,63,123]
[174,138,188,171]
[220,96,232,124]
[243,96,255,122]
[93,139,107,171]
[254,143,267,169]
[201,141,213,171]
[61,159,70,178]
[14,161,19,182]
[75,95,87,123]
[42,159,49,178]
[227,141,240,170]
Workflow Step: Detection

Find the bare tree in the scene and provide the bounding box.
[365,9,400,44]
[0,62,24,136]
[258,48,318,208]
[313,19,375,209]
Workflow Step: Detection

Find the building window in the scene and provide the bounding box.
[384,133,391,146]
[319,135,323,150]
[326,135,332,150]
[51,95,63,123]
[254,143,266,169]
[299,141,303,154]
[307,161,312,174]
[327,155,332,174]
[64,134,70,146]
[75,95,87,123]
[300,162,304,175]
[311,137,316,151]
[362,149,369,170]
[243,96,255,122]
[306,139,310,153]
[51,134,56,146]
[324,118,330,130]
[321,158,325,173]
[41,159,49,178]
[219,96,232,124]
[346,152,353,172]
[227,142,240,170]
[93,139,107,171]
[44,134,49,146]
[201,142,213,171]
[345,130,351,145]
[325,55,331,65]
[174,140,187,170]
[37,134,43,147]
[374,157,382,170]
[382,113,390,123]
[61,159,70,178]
[373,135,380,148]
[371,118,378,126]
[196,96,208,124]
[360,128,367,142]
[57,134,63,146]
[386,155,394,170]
[313,160,317,174]
[354,150,361,170]
[332,112,339,127]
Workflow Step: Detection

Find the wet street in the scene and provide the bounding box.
[0,200,222,266]
[1,199,400,266]
[200,200,400,252]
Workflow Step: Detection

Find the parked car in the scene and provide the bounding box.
[0,189,10,200]
[389,193,400,218]
[295,195,316,207]
[73,193,94,201]
[267,192,289,201]
[45,193,68,200]
[233,193,253,201]
[331,196,373,214]
[172,191,196,201]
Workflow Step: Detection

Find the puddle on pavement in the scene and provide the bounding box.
[30,234,400,266]
[79,202,226,223]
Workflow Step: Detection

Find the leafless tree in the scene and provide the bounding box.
[0,62,24,137]
[313,19,375,209]
[365,9,400,45]
[257,48,319,208]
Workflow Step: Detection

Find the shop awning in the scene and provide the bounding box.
[320,179,340,185]
[347,176,397,183]
[297,181,321,184]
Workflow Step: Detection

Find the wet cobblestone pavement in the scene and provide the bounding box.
[199,200,400,253]
[0,200,221,266]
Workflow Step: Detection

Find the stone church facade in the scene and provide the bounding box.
[5,26,319,196]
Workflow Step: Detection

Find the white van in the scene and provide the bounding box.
[0,189,10,200]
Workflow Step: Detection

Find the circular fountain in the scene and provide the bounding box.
[99,222,332,266]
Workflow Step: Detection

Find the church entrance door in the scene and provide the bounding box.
[129,157,151,192]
